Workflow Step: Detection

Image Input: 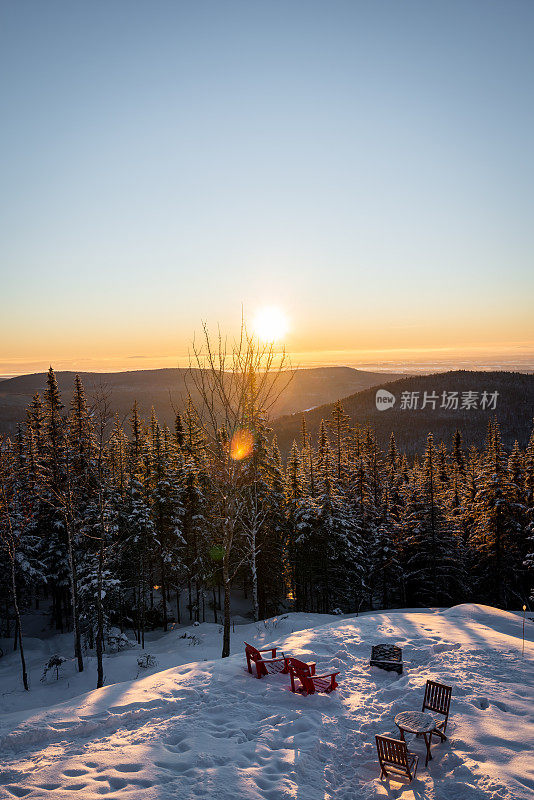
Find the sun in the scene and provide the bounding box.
[253,306,289,342]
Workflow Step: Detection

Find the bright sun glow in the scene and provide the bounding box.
[253,306,289,342]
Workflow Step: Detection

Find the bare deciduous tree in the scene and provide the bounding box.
[187,319,291,657]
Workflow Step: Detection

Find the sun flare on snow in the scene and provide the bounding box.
[253,306,289,343]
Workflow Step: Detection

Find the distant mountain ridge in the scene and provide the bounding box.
[273,370,534,456]
[0,366,404,435]
[1,367,532,457]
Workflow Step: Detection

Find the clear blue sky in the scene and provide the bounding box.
[1,0,533,373]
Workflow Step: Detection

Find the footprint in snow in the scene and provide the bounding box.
[130,778,155,788]
[113,763,143,773]
[165,740,191,753]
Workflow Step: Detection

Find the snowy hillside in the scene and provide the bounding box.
[0,605,533,800]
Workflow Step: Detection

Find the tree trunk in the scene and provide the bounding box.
[96,534,105,689]
[428,450,437,605]
[251,526,259,622]
[119,592,124,633]
[495,508,502,607]
[10,557,28,690]
[66,519,83,672]
[136,583,141,644]
[141,557,146,649]
[160,555,168,631]
[222,548,231,658]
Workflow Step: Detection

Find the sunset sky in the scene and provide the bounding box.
[1,1,533,376]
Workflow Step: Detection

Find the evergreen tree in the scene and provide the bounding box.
[471,422,524,606]
[386,433,399,478]
[327,400,351,483]
[452,429,465,475]
[399,434,464,605]
[300,415,315,495]
[371,483,402,609]
[0,437,45,689]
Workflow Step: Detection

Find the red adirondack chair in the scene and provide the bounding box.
[287,656,339,694]
[244,642,290,678]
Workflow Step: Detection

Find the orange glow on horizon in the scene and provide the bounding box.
[2,340,534,377]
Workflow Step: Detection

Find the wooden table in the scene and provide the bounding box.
[394,710,437,767]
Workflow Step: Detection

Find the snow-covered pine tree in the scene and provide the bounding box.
[371,482,402,609]
[120,405,157,647]
[437,442,450,485]
[399,434,463,606]
[0,436,45,690]
[257,436,287,618]
[451,429,466,475]
[314,465,364,613]
[386,432,400,480]
[240,419,270,622]
[182,398,206,466]
[300,415,316,496]
[148,415,185,630]
[240,417,286,621]
[40,368,85,670]
[26,393,45,457]
[181,453,209,622]
[327,400,351,484]
[507,440,530,602]
[471,421,524,606]
[285,441,316,611]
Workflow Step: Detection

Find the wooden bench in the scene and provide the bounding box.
[375,734,419,782]
[370,644,403,674]
[287,656,339,695]
[244,641,289,678]
[422,679,452,742]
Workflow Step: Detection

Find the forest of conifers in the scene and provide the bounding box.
[1,367,533,686]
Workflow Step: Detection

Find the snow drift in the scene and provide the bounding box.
[0,605,532,800]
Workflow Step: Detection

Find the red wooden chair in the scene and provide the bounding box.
[244,642,289,678]
[375,735,419,782]
[422,680,452,742]
[287,656,339,695]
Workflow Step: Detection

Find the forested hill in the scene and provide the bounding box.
[273,370,534,456]
[0,366,403,435]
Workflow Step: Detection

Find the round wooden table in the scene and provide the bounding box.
[394,710,436,766]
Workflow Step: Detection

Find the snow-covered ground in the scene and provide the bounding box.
[0,605,532,799]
